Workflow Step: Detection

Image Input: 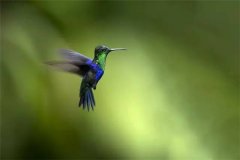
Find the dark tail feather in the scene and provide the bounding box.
[79,87,95,111]
[89,89,95,110]
[87,91,91,111]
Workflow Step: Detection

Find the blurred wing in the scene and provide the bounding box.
[45,61,90,76]
[59,49,92,63]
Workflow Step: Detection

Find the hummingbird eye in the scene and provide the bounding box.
[102,48,107,52]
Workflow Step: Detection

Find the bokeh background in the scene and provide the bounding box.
[1,1,239,159]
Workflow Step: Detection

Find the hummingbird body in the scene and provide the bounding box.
[46,45,126,111]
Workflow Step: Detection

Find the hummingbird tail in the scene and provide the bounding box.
[79,87,95,111]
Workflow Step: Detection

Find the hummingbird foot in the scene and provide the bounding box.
[92,82,97,90]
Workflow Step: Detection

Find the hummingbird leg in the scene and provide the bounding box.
[92,82,97,90]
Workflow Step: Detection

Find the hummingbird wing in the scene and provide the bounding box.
[45,49,93,76]
[59,49,92,63]
[45,60,90,76]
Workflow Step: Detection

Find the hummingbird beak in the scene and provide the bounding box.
[109,48,127,52]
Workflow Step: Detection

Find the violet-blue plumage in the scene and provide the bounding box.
[90,62,104,83]
[46,45,126,111]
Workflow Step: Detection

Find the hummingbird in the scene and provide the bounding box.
[46,45,126,111]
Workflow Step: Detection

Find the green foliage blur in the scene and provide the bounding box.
[1,1,239,159]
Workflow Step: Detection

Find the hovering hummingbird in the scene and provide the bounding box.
[46,45,126,111]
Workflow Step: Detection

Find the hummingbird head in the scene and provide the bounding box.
[93,45,126,69]
[94,45,126,58]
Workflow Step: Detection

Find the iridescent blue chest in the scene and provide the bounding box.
[92,63,104,82]
[86,62,104,86]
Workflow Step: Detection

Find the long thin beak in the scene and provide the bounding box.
[110,48,127,52]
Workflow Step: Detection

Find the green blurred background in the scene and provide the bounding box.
[1,1,239,159]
